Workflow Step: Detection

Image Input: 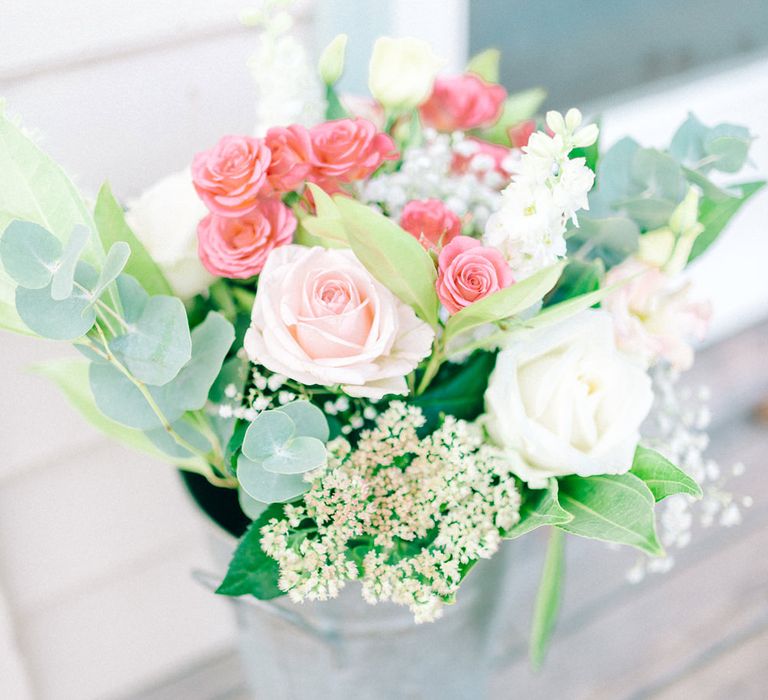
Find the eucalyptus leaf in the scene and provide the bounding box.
[334,195,439,326]
[242,410,296,462]
[145,417,212,459]
[670,114,752,174]
[445,262,563,342]
[94,182,172,296]
[504,480,572,539]
[630,445,702,501]
[15,261,97,339]
[216,504,285,599]
[274,400,330,442]
[109,295,191,386]
[567,216,639,268]
[238,489,268,520]
[115,273,149,322]
[237,453,309,503]
[51,224,89,300]
[0,220,61,289]
[557,473,664,557]
[263,436,327,475]
[89,241,130,302]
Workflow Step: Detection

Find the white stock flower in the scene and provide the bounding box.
[484,310,653,487]
[244,245,434,399]
[125,169,215,299]
[368,37,443,111]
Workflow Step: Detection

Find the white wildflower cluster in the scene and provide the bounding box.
[260,403,521,622]
[483,109,598,279]
[625,363,748,583]
[358,129,506,233]
[243,0,324,134]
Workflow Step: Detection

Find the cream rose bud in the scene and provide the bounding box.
[244,245,434,399]
[125,169,216,298]
[484,310,653,487]
[368,37,443,111]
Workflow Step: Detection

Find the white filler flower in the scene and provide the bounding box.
[484,309,653,487]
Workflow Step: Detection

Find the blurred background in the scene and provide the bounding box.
[1,1,766,698]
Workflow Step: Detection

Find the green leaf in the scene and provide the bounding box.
[93,182,172,296]
[115,273,149,323]
[545,259,603,306]
[334,195,439,326]
[688,181,765,261]
[145,417,212,459]
[263,436,327,474]
[324,83,349,121]
[237,453,309,503]
[412,350,497,433]
[570,122,600,173]
[238,488,268,520]
[0,220,61,289]
[89,241,130,302]
[566,216,639,269]
[630,445,702,501]
[504,480,572,539]
[242,410,296,461]
[529,527,565,669]
[474,87,547,146]
[216,504,285,599]
[274,400,330,442]
[445,261,563,342]
[466,48,500,83]
[15,261,97,339]
[670,114,752,174]
[528,285,609,329]
[51,225,89,300]
[109,295,192,386]
[557,473,664,557]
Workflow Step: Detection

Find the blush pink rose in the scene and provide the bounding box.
[264,125,314,193]
[400,199,462,250]
[197,199,295,279]
[436,236,514,314]
[420,74,507,132]
[244,245,434,398]
[507,119,536,149]
[603,258,712,370]
[308,118,397,190]
[451,137,513,181]
[192,135,271,217]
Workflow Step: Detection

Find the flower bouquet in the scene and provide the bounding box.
[0,29,762,686]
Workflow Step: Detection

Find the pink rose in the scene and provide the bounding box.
[603,258,712,370]
[507,120,536,149]
[192,135,272,217]
[264,125,314,193]
[244,245,434,399]
[400,199,462,250]
[420,74,507,132]
[436,236,514,314]
[308,118,397,190]
[197,199,295,279]
[451,137,513,181]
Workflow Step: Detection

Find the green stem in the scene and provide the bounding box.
[529,528,566,669]
[416,339,444,395]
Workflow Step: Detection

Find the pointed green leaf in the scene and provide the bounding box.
[529,528,565,669]
[630,445,702,501]
[445,261,563,342]
[263,436,327,474]
[504,480,572,539]
[546,259,603,306]
[89,241,130,303]
[51,225,89,300]
[525,285,609,331]
[466,48,500,83]
[557,473,664,557]
[0,220,61,289]
[237,453,309,503]
[93,182,172,296]
[474,87,547,146]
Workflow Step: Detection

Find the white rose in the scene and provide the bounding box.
[125,169,216,299]
[368,37,443,111]
[484,310,653,487]
[244,245,434,399]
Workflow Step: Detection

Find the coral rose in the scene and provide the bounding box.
[400,199,462,250]
[436,236,514,314]
[192,135,271,217]
[244,245,434,398]
[197,199,295,279]
[308,118,396,190]
[420,74,506,132]
[264,125,313,193]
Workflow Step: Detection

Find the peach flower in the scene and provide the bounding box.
[436,236,514,315]
[420,74,506,132]
[264,125,314,193]
[244,245,434,398]
[400,199,462,250]
[603,258,712,370]
[197,199,295,279]
[192,135,271,217]
[308,118,396,191]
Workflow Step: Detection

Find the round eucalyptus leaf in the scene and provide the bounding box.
[115,273,149,323]
[15,261,97,339]
[263,436,327,475]
[238,488,268,520]
[0,220,62,289]
[275,400,330,442]
[237,453,309,503]
[242,410,296,462]
[51,224,90,300]
[145,418,212,459]
[109,295,191,386]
